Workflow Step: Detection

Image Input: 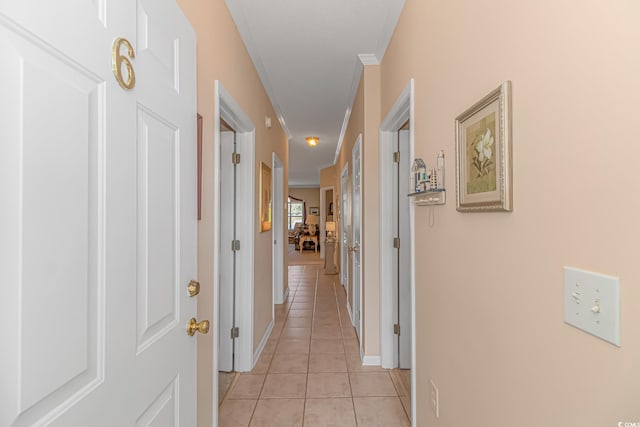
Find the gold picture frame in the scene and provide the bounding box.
[259,161,272,232]
[455,81,512,212]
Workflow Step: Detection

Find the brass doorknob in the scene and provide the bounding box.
[187,280,200,297]
[187,318,210,336]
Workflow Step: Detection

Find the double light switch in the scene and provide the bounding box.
[563,267,620,346]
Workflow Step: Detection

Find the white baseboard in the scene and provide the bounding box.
[275,286,289,305]
[346,303,353,325]
[362,355,381,366]
[253,318,274,368]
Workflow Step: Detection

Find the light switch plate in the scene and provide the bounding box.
[563,267,620,346]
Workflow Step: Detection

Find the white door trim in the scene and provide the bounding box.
[379,79,417,424]
[213,81,256,426]
[272,152,285,304]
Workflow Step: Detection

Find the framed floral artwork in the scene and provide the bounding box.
[455,81,512,212]
[259,161,272,232]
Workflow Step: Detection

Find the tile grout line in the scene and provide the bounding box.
[332,277,359,426]
[302,268,319,426]
[246,274,300,425]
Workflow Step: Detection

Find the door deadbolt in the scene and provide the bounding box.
[187,318,210,336]
[188,280,200,297]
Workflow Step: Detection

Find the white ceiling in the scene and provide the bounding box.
[224,0,406,187]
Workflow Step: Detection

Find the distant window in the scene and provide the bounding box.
[288,198,303,230]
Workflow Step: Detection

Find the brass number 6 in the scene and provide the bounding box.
[112,37,136,90]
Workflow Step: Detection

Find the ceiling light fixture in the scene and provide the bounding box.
[305,136,319,147]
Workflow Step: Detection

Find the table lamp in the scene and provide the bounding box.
[325,221,336,240]
[306,215,318,234]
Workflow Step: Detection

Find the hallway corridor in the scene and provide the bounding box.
[218,265,410,426]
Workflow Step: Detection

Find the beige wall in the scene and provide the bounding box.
[335,65,382,356]
[361,65,381,357]
[320,165,337,189]
[381,0,640,425]
[289,187,320,218]
[176,1,288,425]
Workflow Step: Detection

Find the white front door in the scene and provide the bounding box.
[351,135,363,339]
[0,1,198,425]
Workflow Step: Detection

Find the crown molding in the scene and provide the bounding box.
[358,53,380,65]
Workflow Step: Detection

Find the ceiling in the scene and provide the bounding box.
[224,0,406,187]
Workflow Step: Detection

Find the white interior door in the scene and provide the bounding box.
[340,163,350,298]
[272,153,285,304]
[219,130,236,372]
[0,1,198,425]
[214,83,256,375]
[351,136,363,339]
[397,129,412,369]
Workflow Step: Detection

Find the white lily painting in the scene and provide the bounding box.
[465,111,497,194]
[472,128,494,178]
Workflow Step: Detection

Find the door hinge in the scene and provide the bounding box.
[231,326,240,339]
[231,152,241,164]
[394,323,401,336]
[231,240,240,251]
[393,237,400,249]
[393,151,400,163]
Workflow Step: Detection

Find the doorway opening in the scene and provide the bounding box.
[319,185,335,260]
[379,80,417,423]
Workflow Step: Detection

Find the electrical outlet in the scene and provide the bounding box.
[430,379,439,418]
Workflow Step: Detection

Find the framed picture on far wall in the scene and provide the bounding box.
[455,81,512,212]
[309,206,319,215]
[259,161,272,232]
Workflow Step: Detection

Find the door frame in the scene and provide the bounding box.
[272,152,286,304]
[319,186,335,259]
[395,127,412,369]
[213,81,256,424]
[379,80,417,422]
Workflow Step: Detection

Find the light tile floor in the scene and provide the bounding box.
[219,265,411,427]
